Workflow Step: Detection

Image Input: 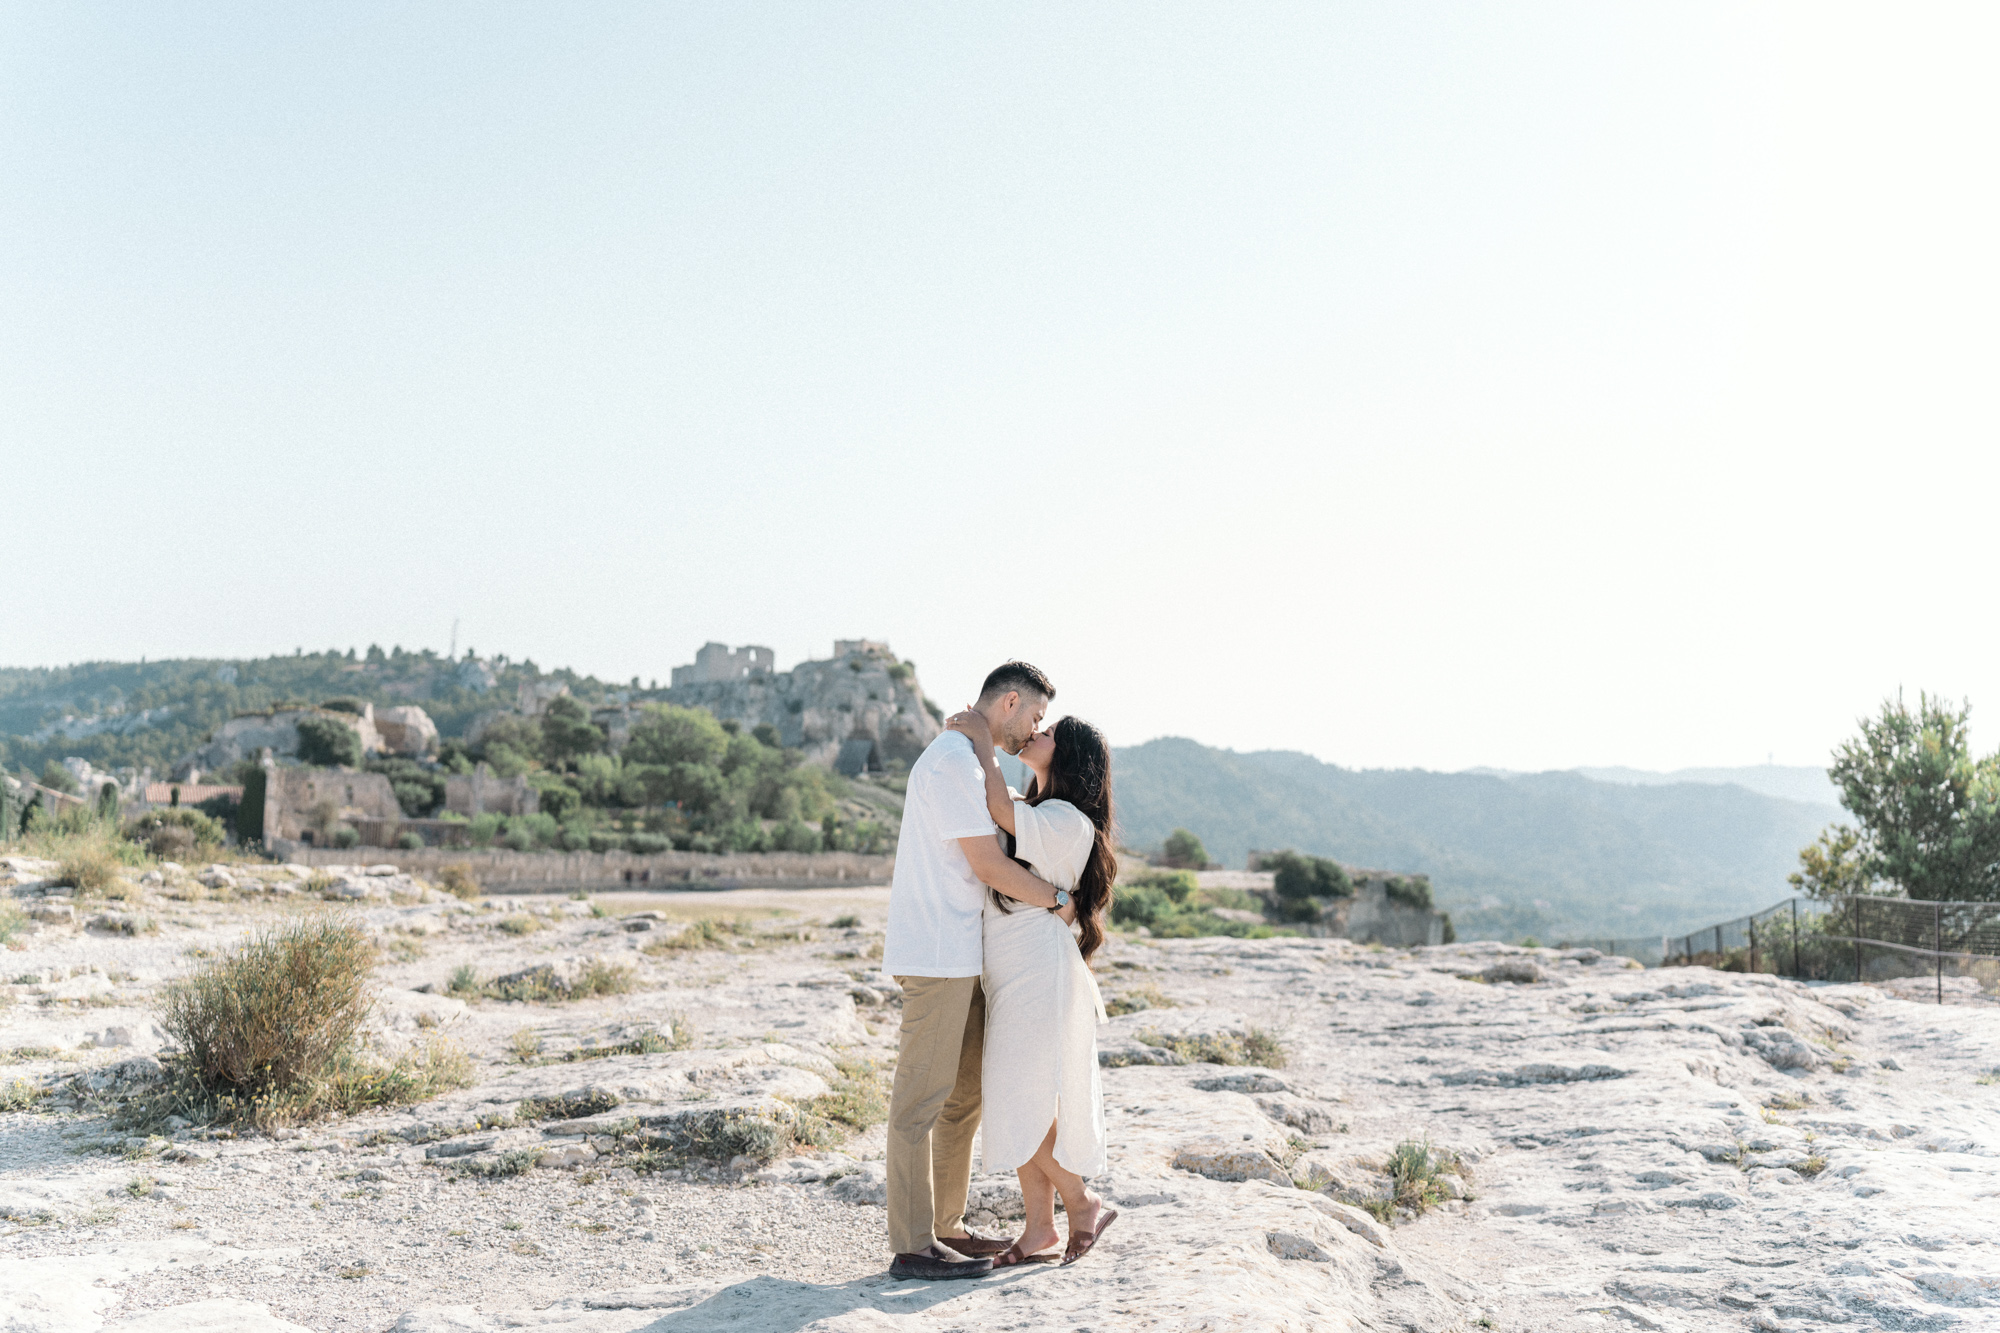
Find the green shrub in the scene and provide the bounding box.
[773,820,823,853]
[528,776,580,821]
[1111,883,1173,928]
[1125,869,1196,904]
[1162,828,1209,869]
[624,704,730,768]
[627,832,669,854]
[295,714,363,768]
[39,761,79,794]
[319,697,366,715]
[128,808,226,858]
[396,832,426,850]
[329,826,360,850]
[1383,1137,1455,1214]
[1383,875,1433,910]
[557,824,590,852]
[366,758,445,817]
[1266,851,1352,901]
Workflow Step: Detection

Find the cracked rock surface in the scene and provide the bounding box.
[3,860,1997,1332]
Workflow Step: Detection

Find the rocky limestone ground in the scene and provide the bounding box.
[1,855,1997,1333]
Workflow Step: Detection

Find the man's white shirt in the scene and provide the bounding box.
[882,731,997,977]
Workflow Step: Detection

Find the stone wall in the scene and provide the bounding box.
[443,772,539,817]
[267,844,896,892]
[265,767,402,842]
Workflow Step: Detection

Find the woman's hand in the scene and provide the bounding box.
[945,706,995,757]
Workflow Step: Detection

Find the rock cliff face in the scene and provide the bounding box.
[663,643,940,772]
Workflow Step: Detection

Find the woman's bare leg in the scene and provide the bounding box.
[1013,1151,1060,1257]
[1025,1121,1102,1240]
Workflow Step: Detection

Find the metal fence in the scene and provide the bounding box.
[1649,894,2000,1001]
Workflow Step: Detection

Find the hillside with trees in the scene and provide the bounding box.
[1113,737,1837,942]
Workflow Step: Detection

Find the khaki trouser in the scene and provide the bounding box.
[886,974,985,1255]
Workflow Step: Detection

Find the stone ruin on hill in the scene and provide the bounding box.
[657,639,940,775]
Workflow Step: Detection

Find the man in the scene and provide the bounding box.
[882,660,1059,1281]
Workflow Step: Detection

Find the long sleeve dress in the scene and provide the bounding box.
[979,796,1108,1177]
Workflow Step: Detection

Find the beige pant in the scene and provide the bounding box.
[886,974,985,1255]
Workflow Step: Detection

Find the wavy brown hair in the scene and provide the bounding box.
[1022,716,1118,963]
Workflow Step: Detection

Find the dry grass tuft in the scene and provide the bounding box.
[56,845,126,898]
[435,864,481,900]
[1137,1026,1287,1068]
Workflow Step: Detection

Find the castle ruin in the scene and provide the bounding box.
[670,643,775,688]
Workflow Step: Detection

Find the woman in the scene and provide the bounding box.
[943,709,1120,1268]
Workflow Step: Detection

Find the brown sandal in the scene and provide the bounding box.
[1061,1207,1119,1266]
[994,1241,1061,1267]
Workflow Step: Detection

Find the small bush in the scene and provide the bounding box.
[296,714,364,768]
[446,965,480,998]
[161,914,376,1106]
[1382,875,1433,910]
[128,809,226,859]
[396,832,426,851]
[497,915,542,936]
[828,914,862,929]
[1161,828,1209,869]
[510,1028,543,1063]
[1125,869,1196,904]
[627,832,669,854]
[1383,1137,1456,1215]
[57,846,125,897]
[435,864,480,900]
[1265,851,1352,901]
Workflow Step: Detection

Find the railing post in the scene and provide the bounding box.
[1853,895,1863,984]
[1791,898,1800,979]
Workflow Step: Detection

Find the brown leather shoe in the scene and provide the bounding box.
[936,1228,1014,1258]
[889,1244,994,1280]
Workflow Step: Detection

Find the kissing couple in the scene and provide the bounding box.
[880,660,1120,1280]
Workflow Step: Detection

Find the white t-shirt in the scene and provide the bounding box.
[884,731,1000,978]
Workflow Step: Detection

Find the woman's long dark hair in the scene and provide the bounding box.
[1022,716,1118,963]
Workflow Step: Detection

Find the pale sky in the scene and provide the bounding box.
[6,5,1998,773]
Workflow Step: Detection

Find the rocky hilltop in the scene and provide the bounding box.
[1,856,1996,1333]
[661,641,941,773]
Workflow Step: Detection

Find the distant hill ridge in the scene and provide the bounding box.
[1112,738,1837,943]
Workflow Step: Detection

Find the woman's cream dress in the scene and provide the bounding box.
[980,797,1108,1176]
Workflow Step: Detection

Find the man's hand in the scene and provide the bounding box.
[958,835,1057,910]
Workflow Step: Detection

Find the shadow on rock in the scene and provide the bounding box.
[636,1272,992,1331]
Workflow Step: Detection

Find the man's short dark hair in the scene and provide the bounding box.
[978,660,1055,705]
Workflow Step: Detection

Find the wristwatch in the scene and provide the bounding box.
[1053,889,1072,909]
